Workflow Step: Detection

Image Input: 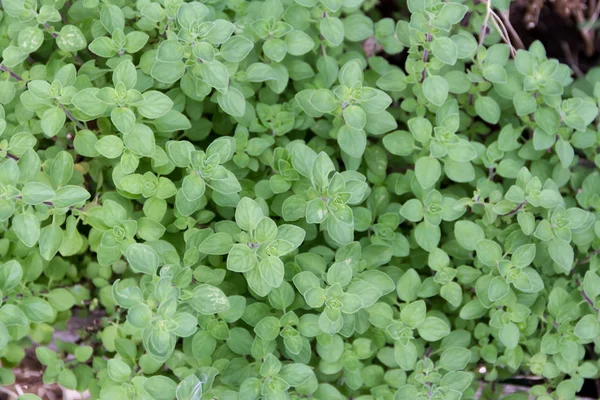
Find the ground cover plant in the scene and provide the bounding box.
[0,0,600,398]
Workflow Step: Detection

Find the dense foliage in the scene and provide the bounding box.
[0,0,600,398]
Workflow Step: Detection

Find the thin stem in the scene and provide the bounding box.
[0,64,24,81]
[478,0,493,47]
[497,11,525,50]
[0,386,19,398]
[560,41,584,78]
[584,1,600,30]
[577,248,600,265]
[576,278,600,313]
[479,0,518,57]
[59,103,87,130]
[420,33,431,83]
[490,12,516,57]
[501,200,527,216]
[44,22,59,38]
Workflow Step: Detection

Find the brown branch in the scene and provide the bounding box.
[497,10,525,50]
[560,41,584,77]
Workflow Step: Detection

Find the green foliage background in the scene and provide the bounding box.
[0,0,600,398]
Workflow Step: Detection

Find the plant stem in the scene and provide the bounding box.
[0,64,24,81]
[44,22,59,38]
[420,33,431,83]
[478,0,492,47]
[577,249,600,265]
[501,200,527,216]
[59,103,87,130]
[497,11,524,50]
[576,278,600,313]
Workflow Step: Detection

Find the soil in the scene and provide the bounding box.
[509,0,600,75]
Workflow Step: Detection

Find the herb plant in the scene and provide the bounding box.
[0,0,599,399]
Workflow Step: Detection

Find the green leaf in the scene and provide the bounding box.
[320,17,344,46]
[53,186,90,208]
[285,31,315,55]
[176,374,203,400]
[337,125,366,158]
[218,87,246,117]
[13,213,40,247]
[137,91,173,119]
[41,107,65,138]
[417,316,450,341]
[488,276,509,302]
[198,232,233,255]
[143,376,177,400]
[482,64,507,83]
[100,4,125,34]
[415,156,441,188]
[454,221,485,251]
[422,76,449,107]
[439,347,471,371]
[21,182,55,205]
[56,25,87,52]
[221,36,254,62]
[310,89,337,113]
[39,224,63,261]
[400,199,423,222]
[394,341,417,371]
[95,135,124,159]
[377,70,407,92]
[125,244,159,275]
[400,300,426,328]
[50,151,74,187]
[476,240,503,267]
[227,244,258,272]
[89,37,117,57]
[414,221,440,252]
[475,96,501,124]
[200,60,229,91]
[279,364,314,386]
[0,260,22,291]
[574,314,600,340]
[151,61,186,84]
[263,38,287,62]
[21,297,55,322]
[255,316,281,341]
[235,197,264,231]
[548,238,574,274]
[258,256,285,288]
[190,284,230,314]
[181,174,206,201]
[431,37,458,65]
[513,91,537,116]
[499,322,520,349]
[113,59,137,89]
[383,130,414,156]
[107,358,132,383]
[111,107,136,134]
[511,244,536,268]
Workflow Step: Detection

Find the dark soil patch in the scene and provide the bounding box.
[509,0,600,75]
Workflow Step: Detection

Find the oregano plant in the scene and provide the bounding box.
[0,0,599,399]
